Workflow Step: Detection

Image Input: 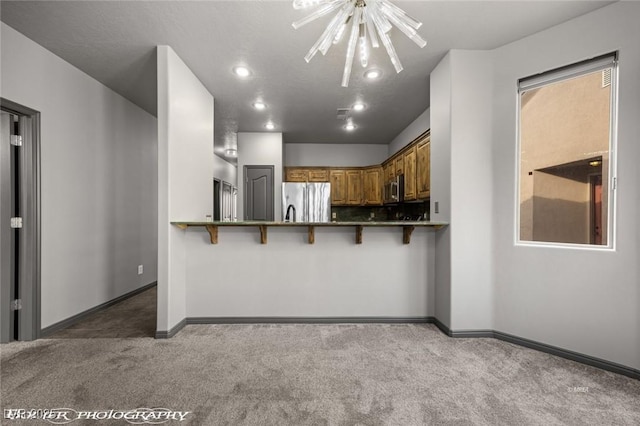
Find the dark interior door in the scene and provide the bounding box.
[1,100,40,343]
[0,111,16,342]
[244,166,274,221]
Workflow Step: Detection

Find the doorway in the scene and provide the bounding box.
[1,99,40,342]
[244,166,274,221]
[213,178,221,221]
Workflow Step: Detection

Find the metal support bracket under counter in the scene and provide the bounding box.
[172,221,448,245]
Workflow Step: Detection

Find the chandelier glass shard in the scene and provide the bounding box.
[292,0,426,87]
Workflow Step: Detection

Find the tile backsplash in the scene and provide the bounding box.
[332,202,429,222]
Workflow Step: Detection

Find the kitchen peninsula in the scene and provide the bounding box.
[154,48,447,337]
[163,218,446,334]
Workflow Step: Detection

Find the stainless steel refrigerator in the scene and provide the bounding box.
[282,182,331,223]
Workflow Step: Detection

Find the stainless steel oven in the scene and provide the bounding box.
[383,175,404,204]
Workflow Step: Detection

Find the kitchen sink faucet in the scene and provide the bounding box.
[285,204,296,222]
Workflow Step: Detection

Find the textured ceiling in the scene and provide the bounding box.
[1,0,613,161]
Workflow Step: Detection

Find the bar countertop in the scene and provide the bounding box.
[171,221,448,245]
[171,220,448,227]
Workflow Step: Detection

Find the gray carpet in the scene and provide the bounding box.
[46,286,157,339]
[1,323,639,425]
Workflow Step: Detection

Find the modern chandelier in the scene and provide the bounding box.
[292,0,426,87]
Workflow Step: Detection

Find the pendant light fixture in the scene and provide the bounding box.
[292,0,426,87]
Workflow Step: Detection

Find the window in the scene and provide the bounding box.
[517,53,617,247]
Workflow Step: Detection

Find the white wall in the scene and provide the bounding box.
[1,23,158,329]
[430,54,452,328]
[388,108,430,156]
[431,2,639,370]
[490,2,640,370]
[284,143,388,167]
[449,50,494,331]
[157,45,214,333]
[185,227,435,318]
[237,132,283,221]
[213,154,236,186]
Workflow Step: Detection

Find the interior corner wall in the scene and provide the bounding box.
[213,154,237,186]
[283,143,388,167]
[491,1,640,370]
[388,108,431,156]
[157,45,214,333]
[431,50,495,332]
[430,53,452,328]
[237,132,283,221]
[0,23,158,329]
[449,50,494,331]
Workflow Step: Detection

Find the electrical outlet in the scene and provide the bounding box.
[332,212,337,219]
[434,201,439,214]
[138,265,143,275]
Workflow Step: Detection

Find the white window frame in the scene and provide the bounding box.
[515,52,618,250]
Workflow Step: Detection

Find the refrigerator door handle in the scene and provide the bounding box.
[303,185,308,222]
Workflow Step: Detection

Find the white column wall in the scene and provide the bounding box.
[449,50,494,331]
[157,45,214,333]
[430,54,453,328]
[431,51,494,331]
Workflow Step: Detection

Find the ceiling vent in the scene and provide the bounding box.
[336,108,350,120]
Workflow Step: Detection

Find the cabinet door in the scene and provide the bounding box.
[308,168,329,182]
[363,166,383,205]
[329,169,347,205]
[395,155,404,176]
[386,161,395,182]
[285,167,308,182]
[404,146,417,200]
[417,139,431,199]
[346,169,363,205]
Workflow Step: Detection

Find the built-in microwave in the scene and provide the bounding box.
[383,175,404,204]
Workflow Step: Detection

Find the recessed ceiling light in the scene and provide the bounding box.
[233,66,251,78]
[225,148,237,157]
[344,122,356,131]
[252,101,267,110]
[352,102,365,112]
[364,69,382,80]
[265,122,275,130]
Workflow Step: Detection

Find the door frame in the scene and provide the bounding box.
[1,98,41,342]
[243,165,274,221]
